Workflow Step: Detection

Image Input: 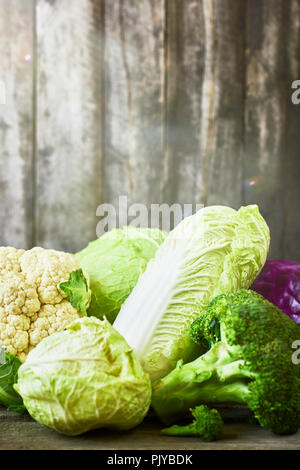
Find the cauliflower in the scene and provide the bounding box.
[0,247,89,362]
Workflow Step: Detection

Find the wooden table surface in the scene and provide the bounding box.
[0,406,299,450]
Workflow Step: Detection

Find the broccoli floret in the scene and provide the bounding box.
[161,405,223,441]
[152,290,300,435]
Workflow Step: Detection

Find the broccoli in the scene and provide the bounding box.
[161,405,223,441]
[152,290,300,435]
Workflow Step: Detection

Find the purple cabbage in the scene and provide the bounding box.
[251,259,300,325]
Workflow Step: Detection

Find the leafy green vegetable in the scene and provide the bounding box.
[14,317,151,436]
[114,205,270,381]
[161,405,223,441]
[59,268,91,315]
[152,290,300,435]
[76,226,167,323]
[0,347,25,412]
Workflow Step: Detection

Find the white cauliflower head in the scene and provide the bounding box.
[0,247,88,362]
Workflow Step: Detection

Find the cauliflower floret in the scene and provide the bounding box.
[0,271,40,316]
[20,247,79,305]
[0,247,85,361]
[0,247,24,273]
[29,301,80,347]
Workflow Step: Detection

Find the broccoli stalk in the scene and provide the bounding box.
[152,290,300,435]
[161,405,223,441]
[152,341,250,424]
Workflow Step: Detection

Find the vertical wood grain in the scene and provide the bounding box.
[163,0,204,207]
[244,0,300,259]
[165,0,246,211]
[0,0,299,261]
[35,0,103,252]
[201,0,246,209]
[282,0,300,261]
[103,0,165,226]
[0,0,34,248]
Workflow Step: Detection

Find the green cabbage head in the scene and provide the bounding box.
[14,317,151,436]
[76,226,167,323]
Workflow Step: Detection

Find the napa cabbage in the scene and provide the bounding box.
[114,205,270,381]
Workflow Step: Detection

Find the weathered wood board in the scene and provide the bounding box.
[35,0,103,252]
[0,0,299,259]
[0,0,35,249]
[103,0,165,227]
[0,407,299,450]
[165,0,246,210]
[282,0,300,261]
[244,0,300,260]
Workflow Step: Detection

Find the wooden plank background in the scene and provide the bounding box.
[0,0,35,249]
[0,0,299,260]
[1,407,300,450]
